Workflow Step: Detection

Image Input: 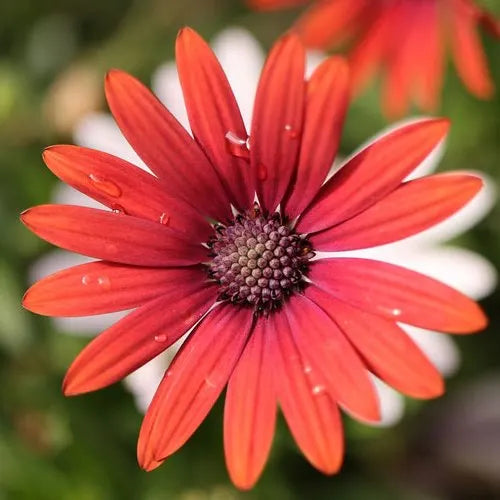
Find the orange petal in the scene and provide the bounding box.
[224,318,276,490]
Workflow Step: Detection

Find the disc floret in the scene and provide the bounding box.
[207,204,314,313]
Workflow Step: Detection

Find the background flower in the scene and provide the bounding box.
[249,0,500,117]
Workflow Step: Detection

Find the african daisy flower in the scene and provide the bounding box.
[249,0,500,117]
[22,28,488,489]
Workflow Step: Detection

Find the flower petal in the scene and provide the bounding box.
[224,318,276,490]
[21,205,206,267]
[311,173,482,250]
[286,294,380,422]
[309,258,487,333]
[270,311,344,474]
[43,145,212,241]
[138,304,253,470]
[251,33,305,212]
[63,283,216,395]
[412,0,444,112]
[176,28,254,210]
[23,262,207,317]
[306,286,444,399]
[295,0,372,49]
[104,69,231,221]
[449,0,494,98]
[284,56,349,218]
[297,118,450,233]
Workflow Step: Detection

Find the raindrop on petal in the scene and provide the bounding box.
[111,204,126,215]
[97,276,111,290]
[154,334,168,343]
[312,385,326,395]
[81,274,111,289]
[225,131,250,159]
[88,174,122,198]
[204,377,216,388]
[159,212,170,226]
[284,124,298,139]
[303,365,313,374]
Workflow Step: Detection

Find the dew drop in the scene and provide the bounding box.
[257,163,268,181]
[303,365,313,374]
[392,308,402,317]
[81,274,92,286]
[159,212,170,226]
[81,274,111,289]
[97,276,111,289]
[284,124,298,139]
[204,377,216,388]
[312,385,326,395]
[111,204,126,215]
[225,131,250,159]
[88,174,122,198]
[154,334,168,343]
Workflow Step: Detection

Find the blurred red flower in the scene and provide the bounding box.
[22,28,487,489]
[249,0,499,117]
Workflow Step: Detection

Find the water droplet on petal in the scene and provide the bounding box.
[392,308,402,317]
[257,163,268,181]
[88,174,122,198]
[204,377,216,389]
[111,204,126,215]
[154,334,168,343]
[97,276,111,289]
[159,212,170,226]
[225,131,250,159]
[81,274,111,289]
[312,385,326,396]
[81,274,92,286]
[284,124,298,139]
[304,365,313,374]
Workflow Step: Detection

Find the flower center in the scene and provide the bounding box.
[207,204,314,313]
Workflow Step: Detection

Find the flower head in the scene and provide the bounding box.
[22,28,488,489]
[249,0,500,117]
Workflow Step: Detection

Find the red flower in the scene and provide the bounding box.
[22,28,487,489]
[249,0,499,117]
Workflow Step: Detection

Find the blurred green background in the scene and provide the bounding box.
[1,0,499,498]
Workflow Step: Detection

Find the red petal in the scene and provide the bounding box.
[43,145,212,241]
[63,283,216,395]
[270,312,344,474]
[310,258,487,333]
[286,294,380,422]
[21,205,206,267]
[176,28,254,211]
[138,304,253,470]
[23,263,207,317]
[449,0,494,99]
[412,0,444,112]
[297,119,449,234]
[251,33,305,212]
[296,0,372,49]
[284,56,349,218]
[349,3,397,95]
[382,2,423,118]
[224,318,276,490]
[306,286,444,399]
[104,69,231,221]
[311,173,482,251]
